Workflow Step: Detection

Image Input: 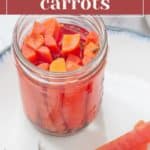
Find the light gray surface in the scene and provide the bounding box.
[103,16,150,35]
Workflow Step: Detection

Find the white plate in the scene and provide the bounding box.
[0,30,150,150]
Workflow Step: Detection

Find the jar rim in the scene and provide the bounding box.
[13,15,107,81]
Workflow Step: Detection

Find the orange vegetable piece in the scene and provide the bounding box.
[46,90,66,132]
[85,31,99,44]
[44,34,58,52]
[22,44,37,63]
[62,34,80,55]
[43,18,59,37]
[84,42,99,58]
[67,54,81,65]
[37,63,49,70]
[82,56,92,65]
[50,58,66,72]
[66,54,81,71]
[66,61,81,71]
[25,34,44,50]
[37,46,52,63]
[97,122,150,150]
[32,22,45,35]
[63,86,87,130]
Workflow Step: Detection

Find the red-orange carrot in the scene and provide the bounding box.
[62,34,80,55]
[37,46,52,63]
[22,44,37,63]
[50,58,66,72]
[97,122,150,150]
[85,31,99,44]
[25,34,44,50]
[37,63,49,71]
[44,34,58,52]
[32,22,45,35]
[84,42,99,58]
[135,121,148,150]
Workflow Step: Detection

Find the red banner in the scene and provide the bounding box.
[6,0,143,14]
[144,0,150,14]
[0,0,6,14]
[0,0,149,14]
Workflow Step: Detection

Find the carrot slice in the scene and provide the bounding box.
[67,54,81,65]
[66,54,81,71]
[97,122,150,150]
[85,31,99,44]
[22,44,37,63]
[37,63,49,71]
[43,18,59,37]
[25,34,44,50]
[37,46,52,63]
[62,34,80,55]
[44,34,58,52]
[84,42,99,58]
[50,58,66,72]
[66,61,81,71]
[82,56,92,65]
[32,22,45,35]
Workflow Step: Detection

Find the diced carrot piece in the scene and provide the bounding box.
[44,34,58,52]
[84,42,99,58]
[97,122,150,150]
[62,34,80,55]
[66,61,81,71]
[67,54,81,64]
[37,63,49,71]
[22,44,37,63]
[82,56,92,65]
[37,46,52,63]
[86,31,99,44]
[43,18,59,37]
[25,34,44,50]
[32,22,45,35]
[50,58,66,72]
[66,54,81,71]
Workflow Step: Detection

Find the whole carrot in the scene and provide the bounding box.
[97,122,150,150]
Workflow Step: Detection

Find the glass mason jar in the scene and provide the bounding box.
[12,15,108,136]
